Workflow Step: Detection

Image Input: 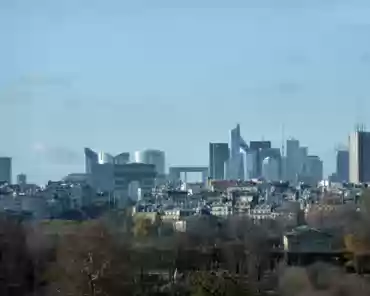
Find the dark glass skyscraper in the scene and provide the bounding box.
[227,124,248,180]
[0,157,12,184]
[209,143,229,180]
[249,141,272,178]
[84,148,98,174]
[336,150,349,182]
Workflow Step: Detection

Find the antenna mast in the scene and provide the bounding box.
[356,97,366,132]
[281,124,285,157]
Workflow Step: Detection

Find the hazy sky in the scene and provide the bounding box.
[1,0,370,184]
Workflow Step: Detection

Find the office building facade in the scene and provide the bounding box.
[336,150,349,182]
[84,148,98,174]
[114,163,156,205]
[114,152,130,165]
[286,138,300,184]
[349,131,370,183]
[0,157,12,184]
[134,149,165,176]
[17,173,27,186]
[306,155,323,185]
[226,124,248,180]
[248,141,272,179]
[209,143,229,180]
[262,157,279,182]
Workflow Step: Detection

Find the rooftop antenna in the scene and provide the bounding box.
[355,97,366,132]
[281,124,285,157]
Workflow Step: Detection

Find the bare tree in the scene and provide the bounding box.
[0,215,38,296]
[46,220,134,296]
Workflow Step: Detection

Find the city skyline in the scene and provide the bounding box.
[3,0,370,183]
[2,125,327,185]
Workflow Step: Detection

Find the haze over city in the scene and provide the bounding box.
[5,2,370,295]
[2,0,370,183]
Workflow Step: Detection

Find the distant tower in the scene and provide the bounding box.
[349,129,370,183]
[262,157,279,182]
[209,143,229,180]
[134,149,165,175]
[281,124,285,158]
[0,157,12,184]
[17,173,27,186]
[84,148,98,174]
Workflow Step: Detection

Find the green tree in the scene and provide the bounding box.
[189,271,249,296]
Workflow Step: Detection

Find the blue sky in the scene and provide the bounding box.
[1,0,370,184]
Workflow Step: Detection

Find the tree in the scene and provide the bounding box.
[134,216,154,238]
[189,271,249,296]
[0,215,38,296]
[47,220,134,296]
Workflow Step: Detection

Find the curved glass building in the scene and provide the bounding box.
[84,148,98,174]
[134,149,165,175]
[227,124,249,180]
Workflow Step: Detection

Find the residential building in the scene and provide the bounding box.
[283,226,333,254]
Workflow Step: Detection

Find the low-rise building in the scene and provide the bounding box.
[283,226,333,253]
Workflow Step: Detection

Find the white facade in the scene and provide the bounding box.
[134,149,166,175]
[98,152,114,164]
[349,131,370,183]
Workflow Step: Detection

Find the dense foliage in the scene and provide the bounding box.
[2,192,370,296]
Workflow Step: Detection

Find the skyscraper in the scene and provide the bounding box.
[0,157,12,184]
[349,131,370,183]
[85,148,130,173]
[306,155,323,185]
[84,148,98,174]
[226,124,248,180]
[134,149,165,176]
[98,152,114,164]
[114,153,130,165]
[209,143,229,180]
[249,141,271,151]
[84,148,130,191]
[298,147,308,175]
[17,173,27,186]
[262,157,279,182]
[286,138,300,184]
[260,147,282,180]
[249,141,273,178]
[336,150,349,182]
